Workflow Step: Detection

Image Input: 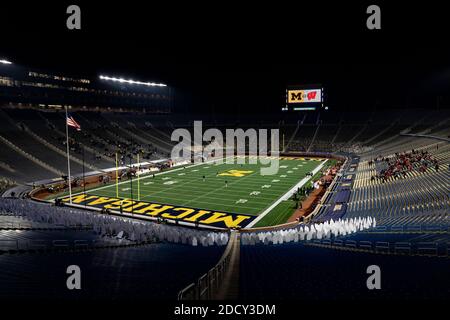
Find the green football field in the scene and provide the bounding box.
[79,156,327,227]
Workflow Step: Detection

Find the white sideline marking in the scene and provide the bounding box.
[245,159,328,229]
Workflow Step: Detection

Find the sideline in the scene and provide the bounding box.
[245,159,328,228]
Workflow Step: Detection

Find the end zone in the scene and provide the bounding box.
[60,193,256,229]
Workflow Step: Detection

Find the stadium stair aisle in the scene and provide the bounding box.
[0,109,82,174]
[105,114,174,153]
[3,109,102,171]
[36,111,115,168]
[21,123,99,171]
[0,134,63,177]
[214,231,240,300]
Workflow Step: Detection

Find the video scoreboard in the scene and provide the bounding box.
[282,85,324,111]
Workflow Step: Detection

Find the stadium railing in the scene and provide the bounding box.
[178,230,236,300]
[305,238,448,258]
[0,238,147,253]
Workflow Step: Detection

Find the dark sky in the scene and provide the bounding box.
[1,1,450,113]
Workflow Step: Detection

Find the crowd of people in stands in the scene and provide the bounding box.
[369,149,440,182]
[0,198,229,247]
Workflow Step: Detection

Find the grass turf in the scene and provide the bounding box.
[253,200,297,227]
[252,159,337,227]
[82,157,324,220]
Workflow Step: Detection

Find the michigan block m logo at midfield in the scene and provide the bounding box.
[171,121,279,175]
[218,170,253,177]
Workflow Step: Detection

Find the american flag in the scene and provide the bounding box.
[66,115,81,131]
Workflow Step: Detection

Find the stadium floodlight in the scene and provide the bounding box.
[99,75,167,87]
[0,59,12,65]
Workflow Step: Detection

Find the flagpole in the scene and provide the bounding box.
[115,152,119,198]
[130,136,135,215]
[65,106,73,204]
[137,152,140,201]
[129,152,134,216]
[82,146,86,195]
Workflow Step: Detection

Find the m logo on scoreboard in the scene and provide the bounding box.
[290,91,303,102]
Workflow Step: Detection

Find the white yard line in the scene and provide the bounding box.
[97,188,265,212]
[244,159,328,228]
[181,170,259,207]
[64,156,237,199]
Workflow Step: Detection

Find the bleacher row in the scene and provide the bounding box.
[359,129,449,161]
[344,136,449,224]
[308,137,448,236]
[350,168,448,203]
[373,211,448,228]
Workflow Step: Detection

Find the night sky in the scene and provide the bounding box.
[1,1,450,114]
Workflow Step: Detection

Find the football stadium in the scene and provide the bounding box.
[0,2,449,313]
